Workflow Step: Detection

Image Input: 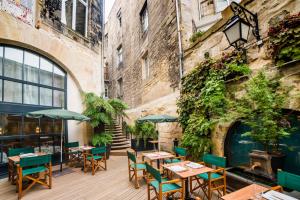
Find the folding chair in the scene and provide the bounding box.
[65,142,82,166]
[127,150,146,189]
[84,147,107,175]
[146,162,184,200]
[190,154,226,200]
[16,154,52,199]
[271,169,300,192]
[8,147,34,184]
[164,147,187,164]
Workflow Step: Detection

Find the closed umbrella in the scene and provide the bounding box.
[27,109,90,171]
[137,114,177,150]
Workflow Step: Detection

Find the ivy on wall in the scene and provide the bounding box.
[268,12,300,66]
[177,51,250,159]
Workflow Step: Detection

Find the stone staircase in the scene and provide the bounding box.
[105,121,131,155]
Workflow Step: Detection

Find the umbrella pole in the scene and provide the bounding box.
[60,119,63,172]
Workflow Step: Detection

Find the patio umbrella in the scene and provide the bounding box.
[27,109,90,171]
[136,114,178,150]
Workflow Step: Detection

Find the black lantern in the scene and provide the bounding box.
[223,2,262,50]
[223,16,251,49]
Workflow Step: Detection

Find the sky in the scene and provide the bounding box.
[105,0,116,22]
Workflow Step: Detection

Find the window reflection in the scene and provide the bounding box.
[4,47,23,80]
[24,84,38,105]
[24,52,39,83]
[0,46,3,76]
[23,117,39,135]
[40,87,53,106]
[4,81,22,103]
[40,118,53,135]
[1,114,22,136]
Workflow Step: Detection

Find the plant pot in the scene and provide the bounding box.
[131,138,154,152]
[106,144,111,159]
[270,152,286,175]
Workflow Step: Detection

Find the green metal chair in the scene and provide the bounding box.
[8,147,34,183]
[84,147,107,175]
[16,154,52,199]
[271,169,300,192]
[65,142,82,166]
[145,162,184,200]
[127,150,146,189]
[190,153,227,200]
[164,147,187,164]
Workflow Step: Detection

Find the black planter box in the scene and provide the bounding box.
[131,138,154,152]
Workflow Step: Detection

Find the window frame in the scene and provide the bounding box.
[0,45,67,108]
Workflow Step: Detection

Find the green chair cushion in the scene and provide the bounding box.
[150,178,181,193]
[197,172,221,180]
[22,166,48,176]
[87,155,102,161]
[164,158,181,164]
[130,163,146,170]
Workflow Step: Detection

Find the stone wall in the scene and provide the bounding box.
[0,5,103,144]
[183,0,300,156]
[105,0,180,108]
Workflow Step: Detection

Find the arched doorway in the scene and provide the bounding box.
[224,110,300,175]
[0,45,67,178]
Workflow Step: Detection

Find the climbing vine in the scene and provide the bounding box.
[268,12,300,66]
[177,51,250,159]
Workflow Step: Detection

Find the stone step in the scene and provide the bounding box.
[110,148,133,156]
[113,139,128,144]
[111,144,131,150]
[112,141,130,146]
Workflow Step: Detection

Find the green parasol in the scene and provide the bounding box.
[27,109,90,171]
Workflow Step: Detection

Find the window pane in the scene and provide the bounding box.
[40,58,53,86]
[65,0,73,29]
[53,90,64,107]
[4,47,23,80]
[23,117,39,135]
[4,81,22,103]
[215,0,229,13]
[76,0,86,36]
[40,118,53,135]
[40,87,52,106]
[24,84,38,105]
[2,114,22,136]
[24,51,39,83]
[0,46,3,76]
[0,80,2,101]
[54,66,65,88]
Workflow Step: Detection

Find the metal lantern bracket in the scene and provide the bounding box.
[230,2,263,47]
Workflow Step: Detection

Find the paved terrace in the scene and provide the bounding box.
[0,155,213,200]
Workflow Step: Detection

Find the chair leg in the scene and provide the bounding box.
[134,169,139,189]
[92,159,95,175]
[49,163,52,189]
[18,170,22,200]
[104,158,107,170]
[147,183,151,200]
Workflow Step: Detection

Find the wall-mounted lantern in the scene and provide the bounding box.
[223,2,263,50]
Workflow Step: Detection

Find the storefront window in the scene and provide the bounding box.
[0,46,3,76]
[24,52,39,83]
[40,58,53,86]
[4,47,23,80]
[23,117,39,135]
[4,81,22,103]
[24,84,39,105]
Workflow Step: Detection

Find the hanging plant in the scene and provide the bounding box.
[268,12,300,66]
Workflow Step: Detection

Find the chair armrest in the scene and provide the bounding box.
[84,153,93,157]
[198,161,205,165]
[271,185,283,192]
[211,167,225,174]
[162,179,182,185]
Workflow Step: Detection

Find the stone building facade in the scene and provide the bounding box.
[0,0,104,176]
[106,0,300,153]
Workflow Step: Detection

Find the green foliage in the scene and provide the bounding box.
[134,121,157,146]
[82,93,128,128]
[189,31,204,43]
[268,12,300,66]
[232,71,291,152]
[177,51,250,159]
[92,132,113,146]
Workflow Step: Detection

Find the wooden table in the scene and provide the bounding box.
[221,184,268,200]
[163,161,214,200]
[142,151,174,168]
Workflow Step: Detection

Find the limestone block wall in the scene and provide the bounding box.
[0,11,103,145]
[183,0,300,156]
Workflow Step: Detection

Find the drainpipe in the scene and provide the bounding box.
[101,0,106,97]
[175,0,184,79]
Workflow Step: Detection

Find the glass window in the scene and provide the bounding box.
[40,87,52,106]
[141,5,148,33]
[117,45,123,65]
[75,0,87,36]
[4,81,22,103]
[24,84,38,105]
[0,46,3,76]
[24,52,39,83]
[40,118,53,135]
[2,114,22,136]
[40,58,53,86]
[54,66,65,88]
[53,90,64,107]
[4,47,23,80]
[23,117,39,135]
[0,80,2,101]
